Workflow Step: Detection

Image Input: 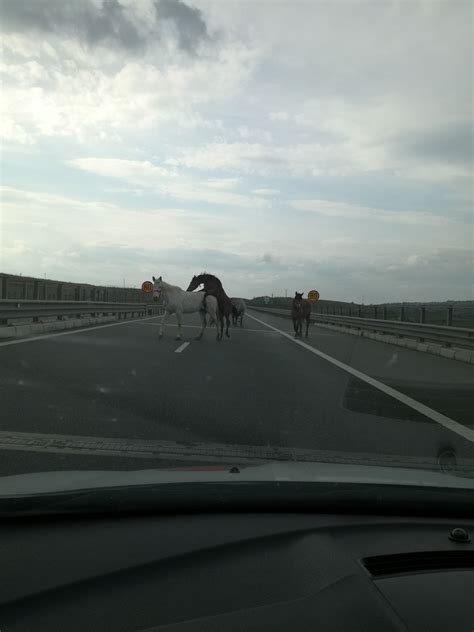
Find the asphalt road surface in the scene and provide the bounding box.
[1,310,473,476]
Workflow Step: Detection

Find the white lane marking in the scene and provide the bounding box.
[174,342,190,353]
[247,312,474,443]
[0,315,161,348]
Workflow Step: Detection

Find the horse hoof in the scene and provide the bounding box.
[226,333,230,338]
[174,336,182,341]
[158,334,163,340]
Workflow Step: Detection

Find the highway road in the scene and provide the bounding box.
[1,310,473,476]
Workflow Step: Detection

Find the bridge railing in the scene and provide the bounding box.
[0,300,164,326]
[0,273,148,303]
[250,306,474,351]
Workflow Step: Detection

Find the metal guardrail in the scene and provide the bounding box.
[0,300,163,325]
[0,272,145,303]
[250,306,474,350]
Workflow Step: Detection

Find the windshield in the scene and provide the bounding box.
[0,0,473,501]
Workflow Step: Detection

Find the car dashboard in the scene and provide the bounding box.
[1,510,473,631]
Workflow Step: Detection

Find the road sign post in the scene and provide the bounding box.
[142,281,154,314]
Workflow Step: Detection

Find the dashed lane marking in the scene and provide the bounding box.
[174,342,190,353]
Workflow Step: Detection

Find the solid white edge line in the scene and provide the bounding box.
[247,312,474,443]
[0,315,162,348]
[174,342,190,353]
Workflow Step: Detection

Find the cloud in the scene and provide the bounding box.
[165,135,469,183]
[252,188,280,196]
[0,2,257,144]
[0,185,247,254]
[156,0,209,53]
[391,119,473,168]
[288,97,472,181]
[162,138,391,178]
[0,0,210,54]
[269,111,288,122]
[0,185,274,294]
[290,199,455,226]
[165,142,279,173]
[2,184,472,301]
[1,2,471,302]
[1,183,271,266]
[71,158,175,184]
[69,157,269,208]
[261,253,278,264]
[372,248,474,297]
[204,178,241,190]
[0,117,35,145]
[165,141,351,176]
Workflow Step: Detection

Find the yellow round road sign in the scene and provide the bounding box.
[142,281,154,293]
[308,290,320,302]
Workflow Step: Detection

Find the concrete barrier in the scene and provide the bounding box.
[0,315,120,339]
[0,300,164,340]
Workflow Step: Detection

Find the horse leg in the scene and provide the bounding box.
[175,311,183,340]
[159,310,170,339]
[225,314,231,338]
[196,310,206,340]
[240,313,243,328]
[293,317,298,338]
[213,308,220,340]
[296,318,302,338]
[305,316,309,338]
[205,302,219,340]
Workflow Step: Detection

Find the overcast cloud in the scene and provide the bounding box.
[0,0,472,301]
[0,0,210,53]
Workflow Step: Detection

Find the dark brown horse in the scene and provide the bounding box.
[292,292,311,338]
[186,273,232,340]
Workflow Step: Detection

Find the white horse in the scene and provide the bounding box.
[152,276,220,341]
[231,298,246,327]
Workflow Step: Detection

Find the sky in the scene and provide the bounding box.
[0,0,472,302]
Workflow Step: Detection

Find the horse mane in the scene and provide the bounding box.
[197,272,222,286]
